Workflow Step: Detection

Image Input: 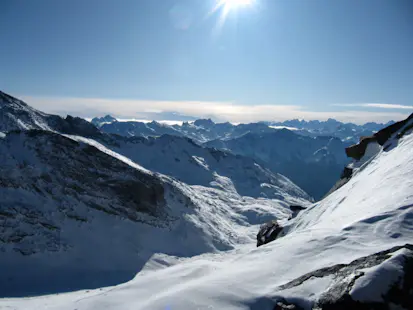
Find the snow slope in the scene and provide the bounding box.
[0,130,307,297]
[3,117,412,309]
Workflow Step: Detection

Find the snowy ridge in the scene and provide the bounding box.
[3,117,413,309]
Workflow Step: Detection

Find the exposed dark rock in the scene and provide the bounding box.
[340,167,353,179]
[346,113,413,160]
[49,115,102,138]
[257,220,283,247]
[270,244,413,310]
[289,205,306,212]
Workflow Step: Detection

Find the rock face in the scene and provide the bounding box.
[270,244,413,310]
[346,113,413,160]
[256,220,283,247]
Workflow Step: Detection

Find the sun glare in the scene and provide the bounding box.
[219,0,252,10]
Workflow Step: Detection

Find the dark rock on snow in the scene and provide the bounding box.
[289,205,306,212]
[270,244,413,310]
[346,113,413,160]
[256,220,283,247]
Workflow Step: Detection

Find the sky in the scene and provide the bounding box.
[1,0,412,124]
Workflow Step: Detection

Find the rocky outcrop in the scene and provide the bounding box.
[270,244,413,310]
[49,115,102,137]
[346,113,413,160]
[257,220,283,247]
[289,205,306,212]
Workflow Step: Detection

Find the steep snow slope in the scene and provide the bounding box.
[0,130,308,297]
[206,130,350,200]
[3,118,412,309]
[95,134,311,201]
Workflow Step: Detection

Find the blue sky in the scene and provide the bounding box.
[1,0,412,123]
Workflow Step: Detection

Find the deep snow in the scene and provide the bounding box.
[2,118,412,309]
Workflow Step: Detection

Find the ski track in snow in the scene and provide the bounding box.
[2,126,413,309]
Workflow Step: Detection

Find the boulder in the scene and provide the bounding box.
[257,220,283,247]
[289,205,306,212]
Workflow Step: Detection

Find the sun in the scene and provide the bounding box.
[209,0,255,31]
[219,0,253,10]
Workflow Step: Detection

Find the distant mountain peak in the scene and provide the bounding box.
[91,115,117,127]
[194,118,215,127]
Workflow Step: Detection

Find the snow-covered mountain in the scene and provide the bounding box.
[0,91,310,202]
[95,134,311,201]
[98,117,281,143]
[0,91,103,137]
[3,110,413,309]
[100,119,186,139]
[95,115,393,144]
[0,129,309,297]
[269,118,395,143]
[205,130,350,200]
[0,91,53,131]
[90,114,117,127]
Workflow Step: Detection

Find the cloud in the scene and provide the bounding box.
[332,103,413,110]
[20,95,410,125]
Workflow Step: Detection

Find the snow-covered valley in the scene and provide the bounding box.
[1,91,413,309]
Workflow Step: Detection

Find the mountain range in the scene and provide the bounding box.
[92,115,371,199]
[92,114,393,144]
[1,90,413,309]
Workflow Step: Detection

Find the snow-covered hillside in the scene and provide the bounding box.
[206,130,350,200]
[95,134,311,201]
[2,114,412,309]
[0,130,308,297]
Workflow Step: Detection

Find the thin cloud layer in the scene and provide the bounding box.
[21,95,410,125]
[332,103,413,110]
